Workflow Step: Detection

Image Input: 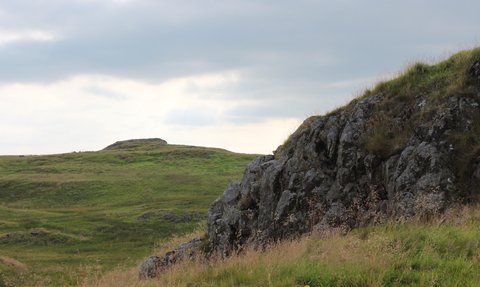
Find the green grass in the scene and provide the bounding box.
[0,143,258,286]
[277,47,480,162]
[359,47,480,158]
[108,205,480,287]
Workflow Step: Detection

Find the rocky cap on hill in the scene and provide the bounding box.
[102,138,167,151]
[140,48,480,278]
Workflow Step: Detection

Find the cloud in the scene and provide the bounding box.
[83,86,128,101]
[165,117,303,154]
[0,0,478,87]
[164,107,219,127]
[0,71,277,154]
[0,29,58,46]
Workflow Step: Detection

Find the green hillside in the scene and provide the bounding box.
[0,141,258,286]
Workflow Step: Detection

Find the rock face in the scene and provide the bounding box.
[207,82,480,255]
[139,54,480,278]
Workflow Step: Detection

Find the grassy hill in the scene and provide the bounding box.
[0,140,259,286]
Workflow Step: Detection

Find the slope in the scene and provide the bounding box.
[0,140,258,286]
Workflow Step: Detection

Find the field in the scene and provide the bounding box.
[0,141,258,286]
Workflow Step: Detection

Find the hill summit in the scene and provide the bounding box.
[102,138,167,151]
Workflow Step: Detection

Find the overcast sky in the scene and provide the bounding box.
[1,0,479,155]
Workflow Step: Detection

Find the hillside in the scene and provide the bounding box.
[135,47,480,286]
[97,205,480,286]
[0,141,258,286]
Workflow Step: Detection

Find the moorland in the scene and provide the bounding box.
[0,139,258,286]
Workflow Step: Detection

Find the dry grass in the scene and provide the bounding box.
[84,204,480,287]
[0,257,28,271]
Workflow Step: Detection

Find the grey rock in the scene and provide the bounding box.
[275,190,297,220]
[469,58,480,81]
[206,87,480,255]
[138,237,204,280]
[141,60,480,276]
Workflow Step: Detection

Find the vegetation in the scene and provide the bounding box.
[278,47,480,160]
[361,48,480,156]
[85,204,480,287]
[81,47,480,287]
[0,142,258,286]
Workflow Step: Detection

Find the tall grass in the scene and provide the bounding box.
[277,47,480,160]
[84,204,480,287]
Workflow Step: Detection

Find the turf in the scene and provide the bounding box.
[0,142,259,286]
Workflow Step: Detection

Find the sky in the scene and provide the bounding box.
[1,0,480,155]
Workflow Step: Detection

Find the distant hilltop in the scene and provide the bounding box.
[102,138,167,151]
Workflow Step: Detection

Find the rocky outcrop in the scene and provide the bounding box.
[206,66,480,255]
[139,54,480,278]
[103,138,167,150]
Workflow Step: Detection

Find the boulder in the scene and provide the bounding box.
[138,237,204,280]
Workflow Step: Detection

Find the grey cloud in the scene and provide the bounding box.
[1,0,479,85]
[0,0,479,121]
[224,95,345,125]
[164,107,219,127]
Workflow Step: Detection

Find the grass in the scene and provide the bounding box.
[0,142,259,286]
[360,47,480,103]
[276,47,480,162]
[359,48,480,158]
[87,204,480,287]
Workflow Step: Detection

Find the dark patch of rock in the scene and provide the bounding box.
[138,237,204,280]
[136,211,204,223]
[136,212,151,220]
[469,58,480,82]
